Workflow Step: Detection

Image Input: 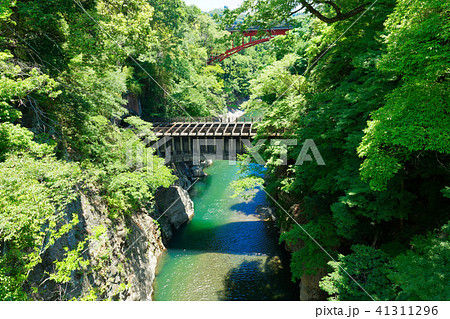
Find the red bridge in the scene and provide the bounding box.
[208,26,292,64]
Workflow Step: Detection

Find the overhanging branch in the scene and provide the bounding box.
[294,1,370,24]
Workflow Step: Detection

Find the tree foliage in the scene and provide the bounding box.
[222,0,373,30]
[1,0,449,301]
[240,0,450,300]
[358,0,450,191]
[389,222,450,301]
[320,245,395,301]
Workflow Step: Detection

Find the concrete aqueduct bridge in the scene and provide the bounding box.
[149,117,279,163]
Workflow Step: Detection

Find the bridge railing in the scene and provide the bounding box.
[148,116,262,124]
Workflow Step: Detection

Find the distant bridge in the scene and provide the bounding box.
[208,26,292,64]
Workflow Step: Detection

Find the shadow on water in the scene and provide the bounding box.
[217,257,300,301]
[229,190,268,217]
[168,220,283,256]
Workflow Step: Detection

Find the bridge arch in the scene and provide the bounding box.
[208,26,292,64]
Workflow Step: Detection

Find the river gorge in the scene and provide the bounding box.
[154,161,299,301]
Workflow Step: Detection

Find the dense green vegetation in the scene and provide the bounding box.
[229,0,449,300]
[0,0,232,300]
[1,0,449,301]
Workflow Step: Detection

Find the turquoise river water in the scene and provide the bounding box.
[154,161,299,301]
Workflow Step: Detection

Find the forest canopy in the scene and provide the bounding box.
[232,0,449,301]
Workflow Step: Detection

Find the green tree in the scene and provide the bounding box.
[222,0,373,30]
[0,0,178,300]
[358,0,450,191]
[389,222,450,301]
[320,245,395,301]
[281,218,339,280]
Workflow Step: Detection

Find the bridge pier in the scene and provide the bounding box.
[154,136,252,164]
[180,136,183,153]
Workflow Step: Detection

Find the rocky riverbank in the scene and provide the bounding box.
[27,161,208,301]
[258,192,326,300]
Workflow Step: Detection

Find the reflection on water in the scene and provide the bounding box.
[154,161,299,301]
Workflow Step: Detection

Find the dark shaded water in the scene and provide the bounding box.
[154,161,299,301]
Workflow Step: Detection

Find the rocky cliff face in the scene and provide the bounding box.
[156,161,212,242]
[299,269,328,301]
[28,191,165,301]
[154,186,195,243]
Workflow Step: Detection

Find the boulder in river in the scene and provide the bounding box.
[155,186,195,240]
[192,165,207,178]
[256,205,277,221]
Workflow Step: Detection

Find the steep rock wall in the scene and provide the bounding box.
[29,191,165,301]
